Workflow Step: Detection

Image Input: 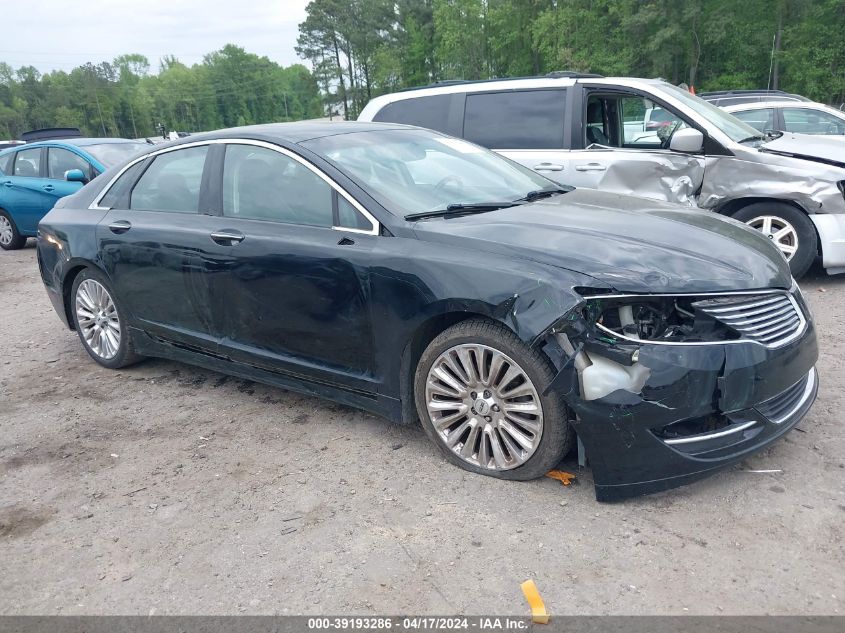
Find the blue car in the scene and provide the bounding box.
[0,138,149,249]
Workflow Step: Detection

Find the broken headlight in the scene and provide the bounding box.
[585,296,742,344]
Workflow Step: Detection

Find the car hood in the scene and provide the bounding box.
[411,189,792,294]
[761,132,845,168]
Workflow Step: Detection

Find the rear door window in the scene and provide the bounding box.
[0,152,13,174]
[463,89,566,149]
[732,108,775,133]
[14,148,42,177]
[98,161,147,209]
[130,146,208,212]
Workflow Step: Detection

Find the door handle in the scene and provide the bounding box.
[42,184,55,192]
[575,163,607,172]
[533,162,564,172]
[2,181,12,187]
[108,220,132,234]
[210,230,245,245]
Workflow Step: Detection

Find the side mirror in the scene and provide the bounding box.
[65,169,87,183]
[669,128,704,153]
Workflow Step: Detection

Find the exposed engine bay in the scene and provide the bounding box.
[587,295,742,344]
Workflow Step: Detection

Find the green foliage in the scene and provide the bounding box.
[296,0,845,118]
[0,46,324,139]
[2,1,843,137]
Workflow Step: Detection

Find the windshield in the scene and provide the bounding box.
[301,129,558,216]
[84,142,149,167]
[660,83,763,143]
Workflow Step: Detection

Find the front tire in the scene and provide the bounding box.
[0,210,26,250]
[731,202,817,279]
[414,319,574,480]
[71,268,143,369]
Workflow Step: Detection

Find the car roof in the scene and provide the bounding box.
[724,101,843,113]
[163,121,414,146]
[699,89,804,97]
[22,137,141,149]
[376,76,665,96]
[359,76,667,116]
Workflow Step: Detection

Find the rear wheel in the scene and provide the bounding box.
[731,202,817,279]
[414,319,574,480]
[0,210,26,250]
[71,268,143,369]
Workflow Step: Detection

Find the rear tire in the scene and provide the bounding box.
[71,268,143,369]
[730,202,816,279]
[414,318,574,480]
[0,210,26,250]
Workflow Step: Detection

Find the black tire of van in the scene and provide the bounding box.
[730,202,817,279]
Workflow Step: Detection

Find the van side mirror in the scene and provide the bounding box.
[65,169,87,183]
[669,128,704,153]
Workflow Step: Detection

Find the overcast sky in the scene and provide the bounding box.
[1,0,310,75]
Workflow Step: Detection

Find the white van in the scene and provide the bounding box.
[359,73,845,278]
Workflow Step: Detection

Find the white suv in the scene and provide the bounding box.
[359,74,845,278]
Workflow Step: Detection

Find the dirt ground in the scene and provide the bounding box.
[1,243,843,616]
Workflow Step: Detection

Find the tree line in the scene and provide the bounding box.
[0,45,324,140]
[298,0,845,119]
[2,0,843,139]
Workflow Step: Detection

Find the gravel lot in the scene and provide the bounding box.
[1,243,843,616]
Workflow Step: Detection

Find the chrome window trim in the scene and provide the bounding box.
[89,138,381,236]
[586,286,807,348]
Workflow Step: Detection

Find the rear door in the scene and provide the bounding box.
[0,147,53,233]
[564,88,706,205]
[96,144,231,351]
[461,89,571,184]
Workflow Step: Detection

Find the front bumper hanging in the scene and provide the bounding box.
[543,287,819,501]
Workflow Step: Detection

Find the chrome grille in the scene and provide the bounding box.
[755,370,815,423]
[693,292,804,347]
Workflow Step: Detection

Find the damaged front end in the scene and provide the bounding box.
[542,284,818,501]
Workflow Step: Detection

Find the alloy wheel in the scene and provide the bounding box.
[75,279,122,360]
[0,216,13,246]
[746,215,798,261]
[424,344,543,471]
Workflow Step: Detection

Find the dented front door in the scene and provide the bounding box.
[561,146,705,206]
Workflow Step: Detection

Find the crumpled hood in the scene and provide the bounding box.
[761,132,845,168]
[412,189,792,293]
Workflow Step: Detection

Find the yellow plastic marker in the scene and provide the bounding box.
[545,470,576,486]
[520,579,550,624]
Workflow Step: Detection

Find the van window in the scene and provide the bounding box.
[372,94,454,135]
[463,90,566,150]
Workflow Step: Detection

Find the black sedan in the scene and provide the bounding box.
[36,122,819,501]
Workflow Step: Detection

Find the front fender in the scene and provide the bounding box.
[369,236,594,396]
